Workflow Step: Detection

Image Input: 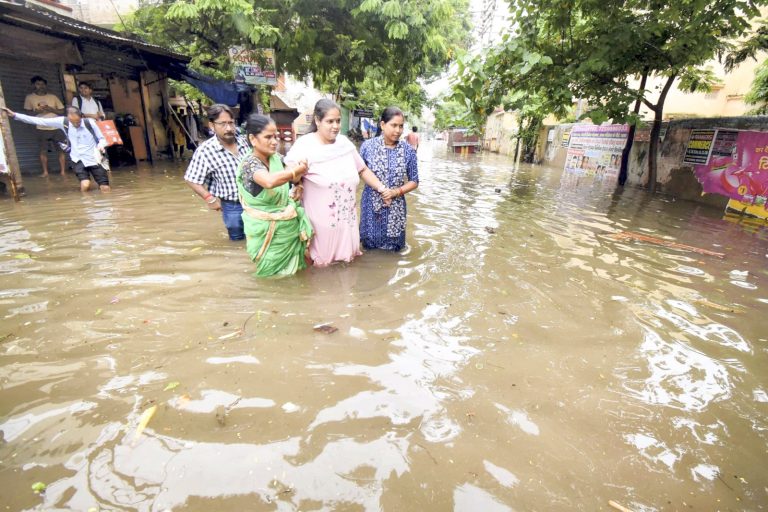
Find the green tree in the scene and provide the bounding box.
[121,0,470,103]
[454,0,767,191]
[432,96,474,131]
[340,69,429,119]
[744,59,768,113]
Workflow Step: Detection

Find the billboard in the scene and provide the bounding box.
[692,128,768,217]
[230,47,277,86]
[564,124,629,178]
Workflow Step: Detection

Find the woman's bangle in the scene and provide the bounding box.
[398,187,405,196]
[203,193,212,201]
[291,169,298,182]
[377,185,386,193]
[206,196,217,204]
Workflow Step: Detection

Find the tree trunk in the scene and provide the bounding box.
[647,74,676,193]
[618,68,649,186]
[513,117,523,162]
[523,116,542,163]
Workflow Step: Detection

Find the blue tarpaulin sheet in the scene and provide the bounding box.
[179,69,249,106]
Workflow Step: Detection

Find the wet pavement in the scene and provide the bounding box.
[1,142,767,511]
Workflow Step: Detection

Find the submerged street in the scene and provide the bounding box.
[1,142,767,510]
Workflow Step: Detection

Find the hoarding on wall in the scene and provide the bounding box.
[561,129,571,147]
[563,124,629,178]
[692,129,768,218]
[230,47,277,86]
[682,129,716,165]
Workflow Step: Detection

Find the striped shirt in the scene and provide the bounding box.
[184,135,250,201]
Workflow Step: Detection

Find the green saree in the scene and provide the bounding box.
[237,153,313,277]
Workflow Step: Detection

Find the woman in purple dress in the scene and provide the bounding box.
[358,107,419,251]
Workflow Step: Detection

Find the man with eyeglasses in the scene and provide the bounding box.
[184,104,251,241]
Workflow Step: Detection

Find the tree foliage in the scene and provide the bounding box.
[121,0,470,103]
[745,59,768,113]
[340,69,428,119]
[432,96,474,131]
[453,0,767,189]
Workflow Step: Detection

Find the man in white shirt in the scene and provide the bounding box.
[23,75,66,177]
[72,82,105,121]
[3,106,109,193]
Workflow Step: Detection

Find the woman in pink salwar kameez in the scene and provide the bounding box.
[286,100,394,267]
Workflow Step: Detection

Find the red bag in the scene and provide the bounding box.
[95,120,123,146]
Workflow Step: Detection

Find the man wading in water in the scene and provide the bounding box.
[3,106,109,193]
[184,104,251,241]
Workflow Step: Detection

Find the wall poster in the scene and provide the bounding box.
[564,124,629,178]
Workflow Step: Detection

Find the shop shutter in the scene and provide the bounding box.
[0,56,65,174]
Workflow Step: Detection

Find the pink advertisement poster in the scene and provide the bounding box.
[693,129,768,210]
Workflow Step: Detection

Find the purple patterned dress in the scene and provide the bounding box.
[359,137,419,251]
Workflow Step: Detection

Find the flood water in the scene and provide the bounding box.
[1,142,768,511]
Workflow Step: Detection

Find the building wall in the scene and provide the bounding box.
[25,0,73,16]
[483,111,519,155]
[60,0,138,26]
[633,57,765,120]
[539,118,768,207]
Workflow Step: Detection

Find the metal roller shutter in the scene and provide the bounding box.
[0,56,65,174]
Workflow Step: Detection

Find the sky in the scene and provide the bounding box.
[423,0,510,101]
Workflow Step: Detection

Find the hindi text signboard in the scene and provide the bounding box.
[563,124,629,178]
[692,129,768,218]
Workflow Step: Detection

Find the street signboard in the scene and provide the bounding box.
[353,108,374,118]
[230,47,277,86]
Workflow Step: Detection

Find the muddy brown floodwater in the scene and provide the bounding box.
[1,142,768,511]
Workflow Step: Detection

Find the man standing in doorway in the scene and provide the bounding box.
[406,126,420,150]
[72,82,105,121]
[23,76,66,177]
[184,104,250,241]
[3,106,109,193]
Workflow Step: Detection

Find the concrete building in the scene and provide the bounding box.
[62,0,139,27]
[634,55,766,120]
[22,0,140,26]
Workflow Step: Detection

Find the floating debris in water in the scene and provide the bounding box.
[608,500,634,512]
[134,405,157,442]
[215,405,226,426]
[314,323,338,334]
[608,231,725,257]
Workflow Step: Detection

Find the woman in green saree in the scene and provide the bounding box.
[237,114,313,276]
